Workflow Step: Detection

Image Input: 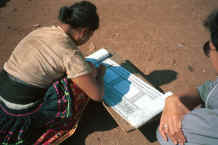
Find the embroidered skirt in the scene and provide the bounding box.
[0,78,89,145]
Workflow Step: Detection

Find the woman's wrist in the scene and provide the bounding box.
[96,75,104,84]
[166,94,180,103]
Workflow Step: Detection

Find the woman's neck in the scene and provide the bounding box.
[58,23,71,33]
[58,23,79,44]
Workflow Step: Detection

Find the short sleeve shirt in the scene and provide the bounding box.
[197,78,218,108]
[157,79,218,145]
[4,25,92,88]
[197,80,214,102]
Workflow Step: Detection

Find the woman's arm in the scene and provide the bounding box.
[176,87,203,110]
[71,65,105,102]
[159,87,202,145]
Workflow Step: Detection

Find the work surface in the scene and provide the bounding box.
[1,0,218,145]
[66,48,163,145]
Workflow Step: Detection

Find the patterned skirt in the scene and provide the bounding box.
[0,78,89,145]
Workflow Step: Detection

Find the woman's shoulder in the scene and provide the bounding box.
[209,78,218,89]
[200,79,218,91]
[27,25,77,50]
[30,25,66,37]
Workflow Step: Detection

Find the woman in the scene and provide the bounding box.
[157,10,218,145]
[0,1,104,144]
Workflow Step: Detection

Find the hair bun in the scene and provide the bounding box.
[204,9,218,33]
[58,1,99,30]
[58,6,72,23]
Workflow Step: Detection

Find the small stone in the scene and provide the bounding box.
[172,59,176,66]
[177,43,185,48]
[187,65,194,72]
[32,24,40,28]
[112,33,120,38]
[202,69,206,73]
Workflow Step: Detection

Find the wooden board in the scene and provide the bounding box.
[102,48,156,133]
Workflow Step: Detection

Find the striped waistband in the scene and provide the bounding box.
[0,95,42,110]
[0,98,43,117]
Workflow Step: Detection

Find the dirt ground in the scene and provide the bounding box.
[1,0,218,145]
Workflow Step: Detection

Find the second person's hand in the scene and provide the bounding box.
[159,95,190,145]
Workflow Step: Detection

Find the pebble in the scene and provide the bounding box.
[187,65,194,72]
[112,33,120,38]
[172,59,176,66]
[32,24,40,28]
[177,43,185,48]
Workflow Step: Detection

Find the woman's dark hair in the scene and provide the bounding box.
[58,1,99,31]
[204,9,218,51]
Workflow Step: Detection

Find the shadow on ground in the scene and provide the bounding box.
[0,0,10,8]
[121,60,178,93]
[62,101,118,145]
[139,115,161,142]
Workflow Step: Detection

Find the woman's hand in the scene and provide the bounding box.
[159,95,190,145]
[87,62,98,78]
[87,62,106,79]
[96,64,106,80]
